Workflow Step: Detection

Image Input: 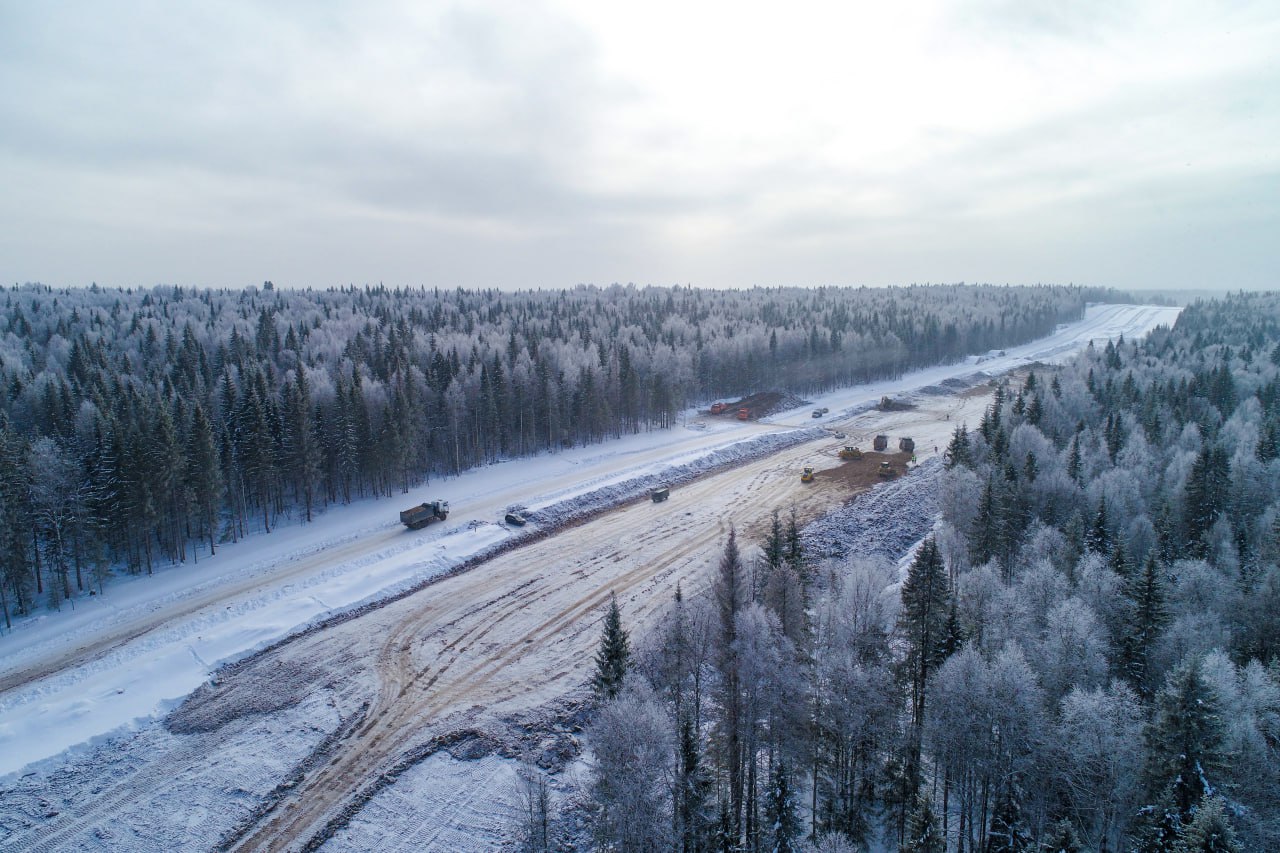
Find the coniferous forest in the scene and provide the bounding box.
[0,282,1093,624]
[581,292,1280,853]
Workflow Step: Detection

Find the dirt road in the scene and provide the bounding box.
[3,389,992,852]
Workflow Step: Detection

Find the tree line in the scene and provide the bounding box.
[0,281,1095,624]
[571,292,1280,852]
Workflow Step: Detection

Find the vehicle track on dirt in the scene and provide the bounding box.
[221,434,862,852]
[5,391,994,853]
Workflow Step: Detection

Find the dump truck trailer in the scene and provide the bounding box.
[873,434,889,451]
[898,437,915,453]
[400,499,450,529]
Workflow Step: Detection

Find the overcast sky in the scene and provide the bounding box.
[2,1,1277,292]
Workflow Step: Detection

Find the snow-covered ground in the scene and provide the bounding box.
[0,303,1176,781]
[0,303,1178,849]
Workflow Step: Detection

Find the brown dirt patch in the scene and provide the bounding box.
[705,390,806,419]
[813,451,916,492]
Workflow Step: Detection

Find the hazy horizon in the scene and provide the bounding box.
[3,1,1277,293]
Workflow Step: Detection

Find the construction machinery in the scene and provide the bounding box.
[873,434,889,451]
[651,486,670,503]
[400,499,450,529]
[710,402,727,415]
[878,461,895,478]
[898,437,915,453]
[839,446,863,460]
[737,407,751,420]
[800,466,816,483]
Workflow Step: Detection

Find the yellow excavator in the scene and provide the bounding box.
[800,466,816,483]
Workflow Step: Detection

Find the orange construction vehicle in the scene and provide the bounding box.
[737,407,750,420]
[710,402,727,415]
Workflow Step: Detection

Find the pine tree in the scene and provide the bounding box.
[945,424,972,469]
[1146,656,1226,819]
[1183,445,1230,558]
[901,791,944,853]
[592,593,631,700]
[1178,795,1241,853]
[899,539,951,734]
[986,782,1031,853]
[970,474,1002,567]
[1122,554,1168,699]
[1135,795,1186,853]
[1085,496,1112,556]
[1039,818,1082,853]
[1066,434,1083,485]
[764,760,801,853]
[185,404,222,555]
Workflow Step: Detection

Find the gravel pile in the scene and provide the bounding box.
[801,457,943,562]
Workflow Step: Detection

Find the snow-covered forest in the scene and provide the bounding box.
[0,282,1095,623]
[578,293,1280,853]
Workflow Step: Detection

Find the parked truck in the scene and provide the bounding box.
[710,402,727,415]
[898,437,915,453]
[400,499,450,529]
[873,434,889,451]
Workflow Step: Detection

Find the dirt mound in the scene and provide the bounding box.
[877,396,917,412]
[708,390,807,418]
[814,451,915,491]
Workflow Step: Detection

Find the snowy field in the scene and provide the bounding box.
[0,303,1178,852]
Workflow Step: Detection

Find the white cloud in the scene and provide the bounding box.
[1,0,1277,290]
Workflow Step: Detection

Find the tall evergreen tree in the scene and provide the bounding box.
[901,791,945,853]
[764,760,801,853]
[986,782,1032,853]
[592,593,631,700]
[1122,554,1168,699]
[1145,656,1226,819]
[1178,795,1241,853]
[898,536,951,786]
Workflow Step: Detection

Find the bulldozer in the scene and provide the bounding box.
[838,446,863,460]
[878,461,895,478]
[800,466,816,483]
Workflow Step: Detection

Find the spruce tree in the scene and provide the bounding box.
[1086,496,1112,556]
[898,538,951,733]
[986,782,1031,853]
[764,760,801,853]
[901,791,944,853]
[1145,656,1226,819]
[1178,795,1241,853]
[591,593,631,700]
[945,424,972,470]
[1039,818,1082,853]
[1066,434,1083,485]
[1123,554,1168,699]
